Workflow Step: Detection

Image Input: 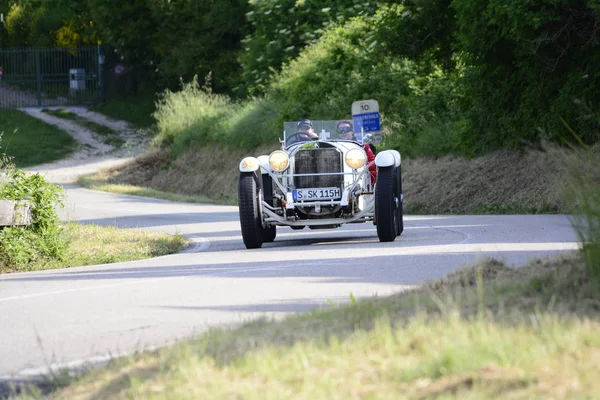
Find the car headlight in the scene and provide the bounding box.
[345,148,367,169]
[269,150,289,172]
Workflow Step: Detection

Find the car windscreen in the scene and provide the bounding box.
[283,120,365,145]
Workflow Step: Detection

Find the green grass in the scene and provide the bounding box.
[90,94,157,128]
[0,109,76,168]
[41,108,125,147]
[0,222,188,274]
[152,78,281,155]
[18,252,600,399]
[564,145,600,280]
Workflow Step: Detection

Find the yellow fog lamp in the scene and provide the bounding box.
[345,148,366,169]
[269,150,289,172]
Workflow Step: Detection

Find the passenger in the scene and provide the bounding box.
[336,120,377,185]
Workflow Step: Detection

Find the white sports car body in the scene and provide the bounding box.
[238,119,403,249]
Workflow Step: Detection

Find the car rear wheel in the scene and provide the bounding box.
[375,166,399,242]
[239,172,263,249]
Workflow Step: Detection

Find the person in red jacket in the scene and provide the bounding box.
[336,120,377,185]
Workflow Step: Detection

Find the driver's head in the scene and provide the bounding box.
[337,120,354,140]
[297,119,313,133]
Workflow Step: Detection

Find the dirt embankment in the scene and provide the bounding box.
[97,143,590,214]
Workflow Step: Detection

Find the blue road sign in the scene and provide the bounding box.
[352,112,381,134]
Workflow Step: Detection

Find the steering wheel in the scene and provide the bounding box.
[285,132,311,146]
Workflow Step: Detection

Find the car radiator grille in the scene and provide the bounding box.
[294,148,343,189]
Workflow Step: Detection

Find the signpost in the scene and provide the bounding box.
[351,100,382,144]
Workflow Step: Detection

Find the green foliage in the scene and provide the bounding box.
[87,0,247,93]
[0,167,66,271]
[2,0,98,48]
[564,126,600,281]
[153,77,281,156]
[451,0,600,153]
[375,0,456,70]
[154,14,467,159]
[153,0,248,92]
[268,15,465,157]
[237,0,377,95]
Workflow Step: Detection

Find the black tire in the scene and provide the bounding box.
[375,166,399,242]
[263,225,276,242]
[261,173,277,242]
[396,165,404,236]
[238,172,263,249]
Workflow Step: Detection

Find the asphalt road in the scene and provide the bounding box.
[0,186,579,379]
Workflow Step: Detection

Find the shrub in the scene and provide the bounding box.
[0,167,66,272]
[153,77,283,156]
[153,13,468,159]
[452,0,600,153]
[237,0,377,95]
[268,14,465,157]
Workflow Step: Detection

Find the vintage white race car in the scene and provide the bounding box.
[237,119,403,248]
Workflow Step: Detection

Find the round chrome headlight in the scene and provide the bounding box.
[269,150,289,172]
[345,148,366,169]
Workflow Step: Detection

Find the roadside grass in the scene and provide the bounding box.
[0,109,76,168]
[90,95,157,129]
[41,108,125,148]
[404,202,558,216]
[20,252,600,399]
[77,174,221,205]
[74,147,267,206]
[0,223,188,274]
[562,144,600,280]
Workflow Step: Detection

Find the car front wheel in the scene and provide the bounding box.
[238,172,264,249]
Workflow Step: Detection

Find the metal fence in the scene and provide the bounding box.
[0,46,104,108]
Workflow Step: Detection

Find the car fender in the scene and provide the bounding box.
[375,150,401,168]
[239,157,260,172]
[257,155,271,174]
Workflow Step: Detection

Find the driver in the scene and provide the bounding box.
[296,119,319,141]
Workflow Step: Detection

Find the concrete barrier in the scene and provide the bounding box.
[0,200,32,226]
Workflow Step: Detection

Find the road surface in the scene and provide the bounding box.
[0,186,579,379]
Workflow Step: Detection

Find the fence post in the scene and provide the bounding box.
[98,45,106,102]
[35,49,42,106]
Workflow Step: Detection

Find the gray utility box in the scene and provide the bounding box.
[69,68,86,90]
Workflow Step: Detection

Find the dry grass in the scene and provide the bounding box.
[80,144,579,214]
[81,144,278,205]
[402,147,571,214]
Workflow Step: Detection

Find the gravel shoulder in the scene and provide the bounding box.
[21,106,153,184]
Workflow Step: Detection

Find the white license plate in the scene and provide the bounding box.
[293,187,341,201]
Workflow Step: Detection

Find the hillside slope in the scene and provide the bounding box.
[87,144,574,214]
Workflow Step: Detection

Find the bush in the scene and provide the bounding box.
[268,14,465,157]
[153,77,283,156]
[153,14,468,159]
[237,0,377,95]
[452,0,600,153]
[0,167,66,272]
